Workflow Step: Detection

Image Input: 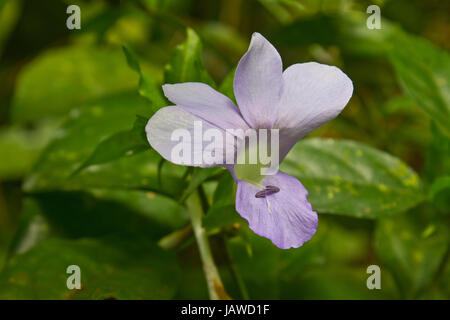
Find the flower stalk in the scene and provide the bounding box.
[186,190,229,300]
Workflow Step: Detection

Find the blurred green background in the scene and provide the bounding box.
[0,0,448,299]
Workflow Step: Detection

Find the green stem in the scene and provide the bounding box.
[186,191,229,300]
[222,235,250,300]
[158,225,193,251]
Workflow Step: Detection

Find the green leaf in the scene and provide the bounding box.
[0,0,21,59]
[428,176,450,214]
[138,73,168,110]
[164,28,215,86]
[281,138,423,218]
[203,174,242,232]
[198,23,247,63]
[11,46,139,123]
[122,45,142,73]
[0,236,180,299]
[8,190,189,258]
[219,67,236,102]
[73,116,149,175]
[6,198,51,257]
[28,189,188,240]
[0,125,50,180]
[375,210,448,298]
[122,45,167,111]
[276,13,396,57]
[24,92,186,197]
[425,122,450,182]
[179,167,223,203]
[389,30,450,137]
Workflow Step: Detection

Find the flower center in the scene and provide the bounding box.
[234,142,264,186]
[234,131,277,186]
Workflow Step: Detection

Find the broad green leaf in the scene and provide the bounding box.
[428,176,450,214]
[28,190,188,240]
[164,28,215,87]
[0,121,59,180]
[73,116,149,175]
[375,210,448,298]
[389,30,450,137]
[11,46,138,123]
[425,122,450,182]
[0,236,180,299]
[281,138,423,218]
[8,190,188,259]
[24,92,186,197]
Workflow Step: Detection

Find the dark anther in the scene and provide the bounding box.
[255,185,280,198]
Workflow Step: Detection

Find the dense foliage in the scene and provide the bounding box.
[0,0,448,299]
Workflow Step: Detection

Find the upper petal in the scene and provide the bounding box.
[146,106,236,167]
[163,82,250,131]
[235,171,318,249]
[275,62,353,160]
[233,33,283,129]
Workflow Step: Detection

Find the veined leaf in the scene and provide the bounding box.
[73,115,149,175]
[281,138,423,218]
[0,236,180,299]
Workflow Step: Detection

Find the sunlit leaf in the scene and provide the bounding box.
[11,46,138,123]
[164,28,216,87]
[73,115,149,175]
[281,138,424,218]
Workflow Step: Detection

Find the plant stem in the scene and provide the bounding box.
[222,235,250,300]
[186,191,229,300]
[158,225,193,251]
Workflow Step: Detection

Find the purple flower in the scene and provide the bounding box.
[146,33,353,249]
